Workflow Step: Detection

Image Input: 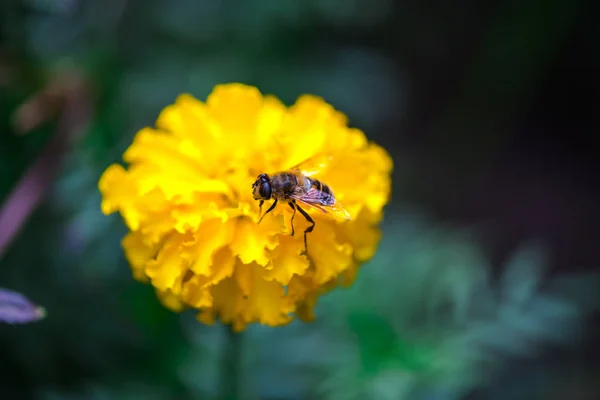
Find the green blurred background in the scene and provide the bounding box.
[1,0,599,399]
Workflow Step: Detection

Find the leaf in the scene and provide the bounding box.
[547,273,600,312]
[347,311,397,374]
[393,336,435,373]
[499,240,546,307]
[0,288,46,324]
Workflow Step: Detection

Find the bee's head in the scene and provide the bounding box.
[252,173,272,200]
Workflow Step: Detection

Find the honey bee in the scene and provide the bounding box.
[251,154,351,255]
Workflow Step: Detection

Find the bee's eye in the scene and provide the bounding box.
[259,182,271,199]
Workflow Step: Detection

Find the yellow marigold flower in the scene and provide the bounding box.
[98,83,393,331]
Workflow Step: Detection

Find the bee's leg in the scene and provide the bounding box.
[258,200,264,219]
[288,202,297,236]
[295,204,315,256]
[258,199,278,224]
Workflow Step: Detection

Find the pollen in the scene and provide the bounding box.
[98,83,393,331]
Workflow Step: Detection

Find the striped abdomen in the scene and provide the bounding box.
[309,178,336,206]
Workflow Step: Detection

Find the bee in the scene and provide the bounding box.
[251,154,351,255]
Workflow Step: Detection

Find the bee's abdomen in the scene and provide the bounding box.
[311,179,335,205]
[311,179,331,195]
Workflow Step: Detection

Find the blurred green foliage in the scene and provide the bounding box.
[1,0,598,399]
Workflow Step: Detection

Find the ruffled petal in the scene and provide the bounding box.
[204,274,246,330]
[156,289,186,312]
[207,83,263,138]
[144,234,188,292]
[121,231,157,282]
[306,221,354,285]
[229,217,283,266]
[235,262,294,327]
[265,235,309,284]
[181,218,237,275]
[181,247,237,308]
[99,164,144,230]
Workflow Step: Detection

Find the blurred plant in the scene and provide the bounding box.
[98,82,393,331]
[5,0,402,138]
[219,209,600,400]
[0,65,92,259]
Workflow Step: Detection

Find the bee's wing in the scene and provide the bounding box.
[290,188,352,222]
[288,153,334,177]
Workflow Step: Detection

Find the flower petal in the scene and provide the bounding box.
[265,235,310,284]
[98,164,144,229]
[229,216,283,266]
[209,246,237,284]
[158,94,220,142]
[204,275,245,328]
[172,197,242,233]
[278,95,333,169]
[255,95,286,152]
[236,262,294,327]
[123,128,204,174]
[307,221,354,285]
[145,234,188,292]
[156,289,186,312]
[156,95,227,174]
[207,83,263,136]
[181,217,237,275]
[121,231,159,282]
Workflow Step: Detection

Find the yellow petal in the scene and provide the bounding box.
[123,128,204,173]
[133,164,232,204]
[159,94,220,142]
[121,231,159,282]
[278,95,333,169]
[222,169,263,217]
[321,125,365,155]
[295,294,318,322]
[178,247,237,308]
[314,153,375,205]
[208,275,245,326]
[255,95,286,151]
[172,196,240,233]
[137,197,178,245]
[98,164,143,229]
[181,275,214,308]
[265,235,310,284]
[340,262,360,287]
[307,221,353,285]
[181,218,237,275]
[234,262,252,297]
[236,262,294,327]
[229,216,283,266]
[145,234,188,292]
[334,207,383,263]
[196,309,215,326]
[156,95,228,174]
[207,83,263,136]
[209,246,237,284]
[156,289,186,312]
[286,273,314,303]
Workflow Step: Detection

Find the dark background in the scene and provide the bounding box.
[1,0,599,399]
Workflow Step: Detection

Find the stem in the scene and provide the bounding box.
[219,323,242,400]
[0,70,91,261]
